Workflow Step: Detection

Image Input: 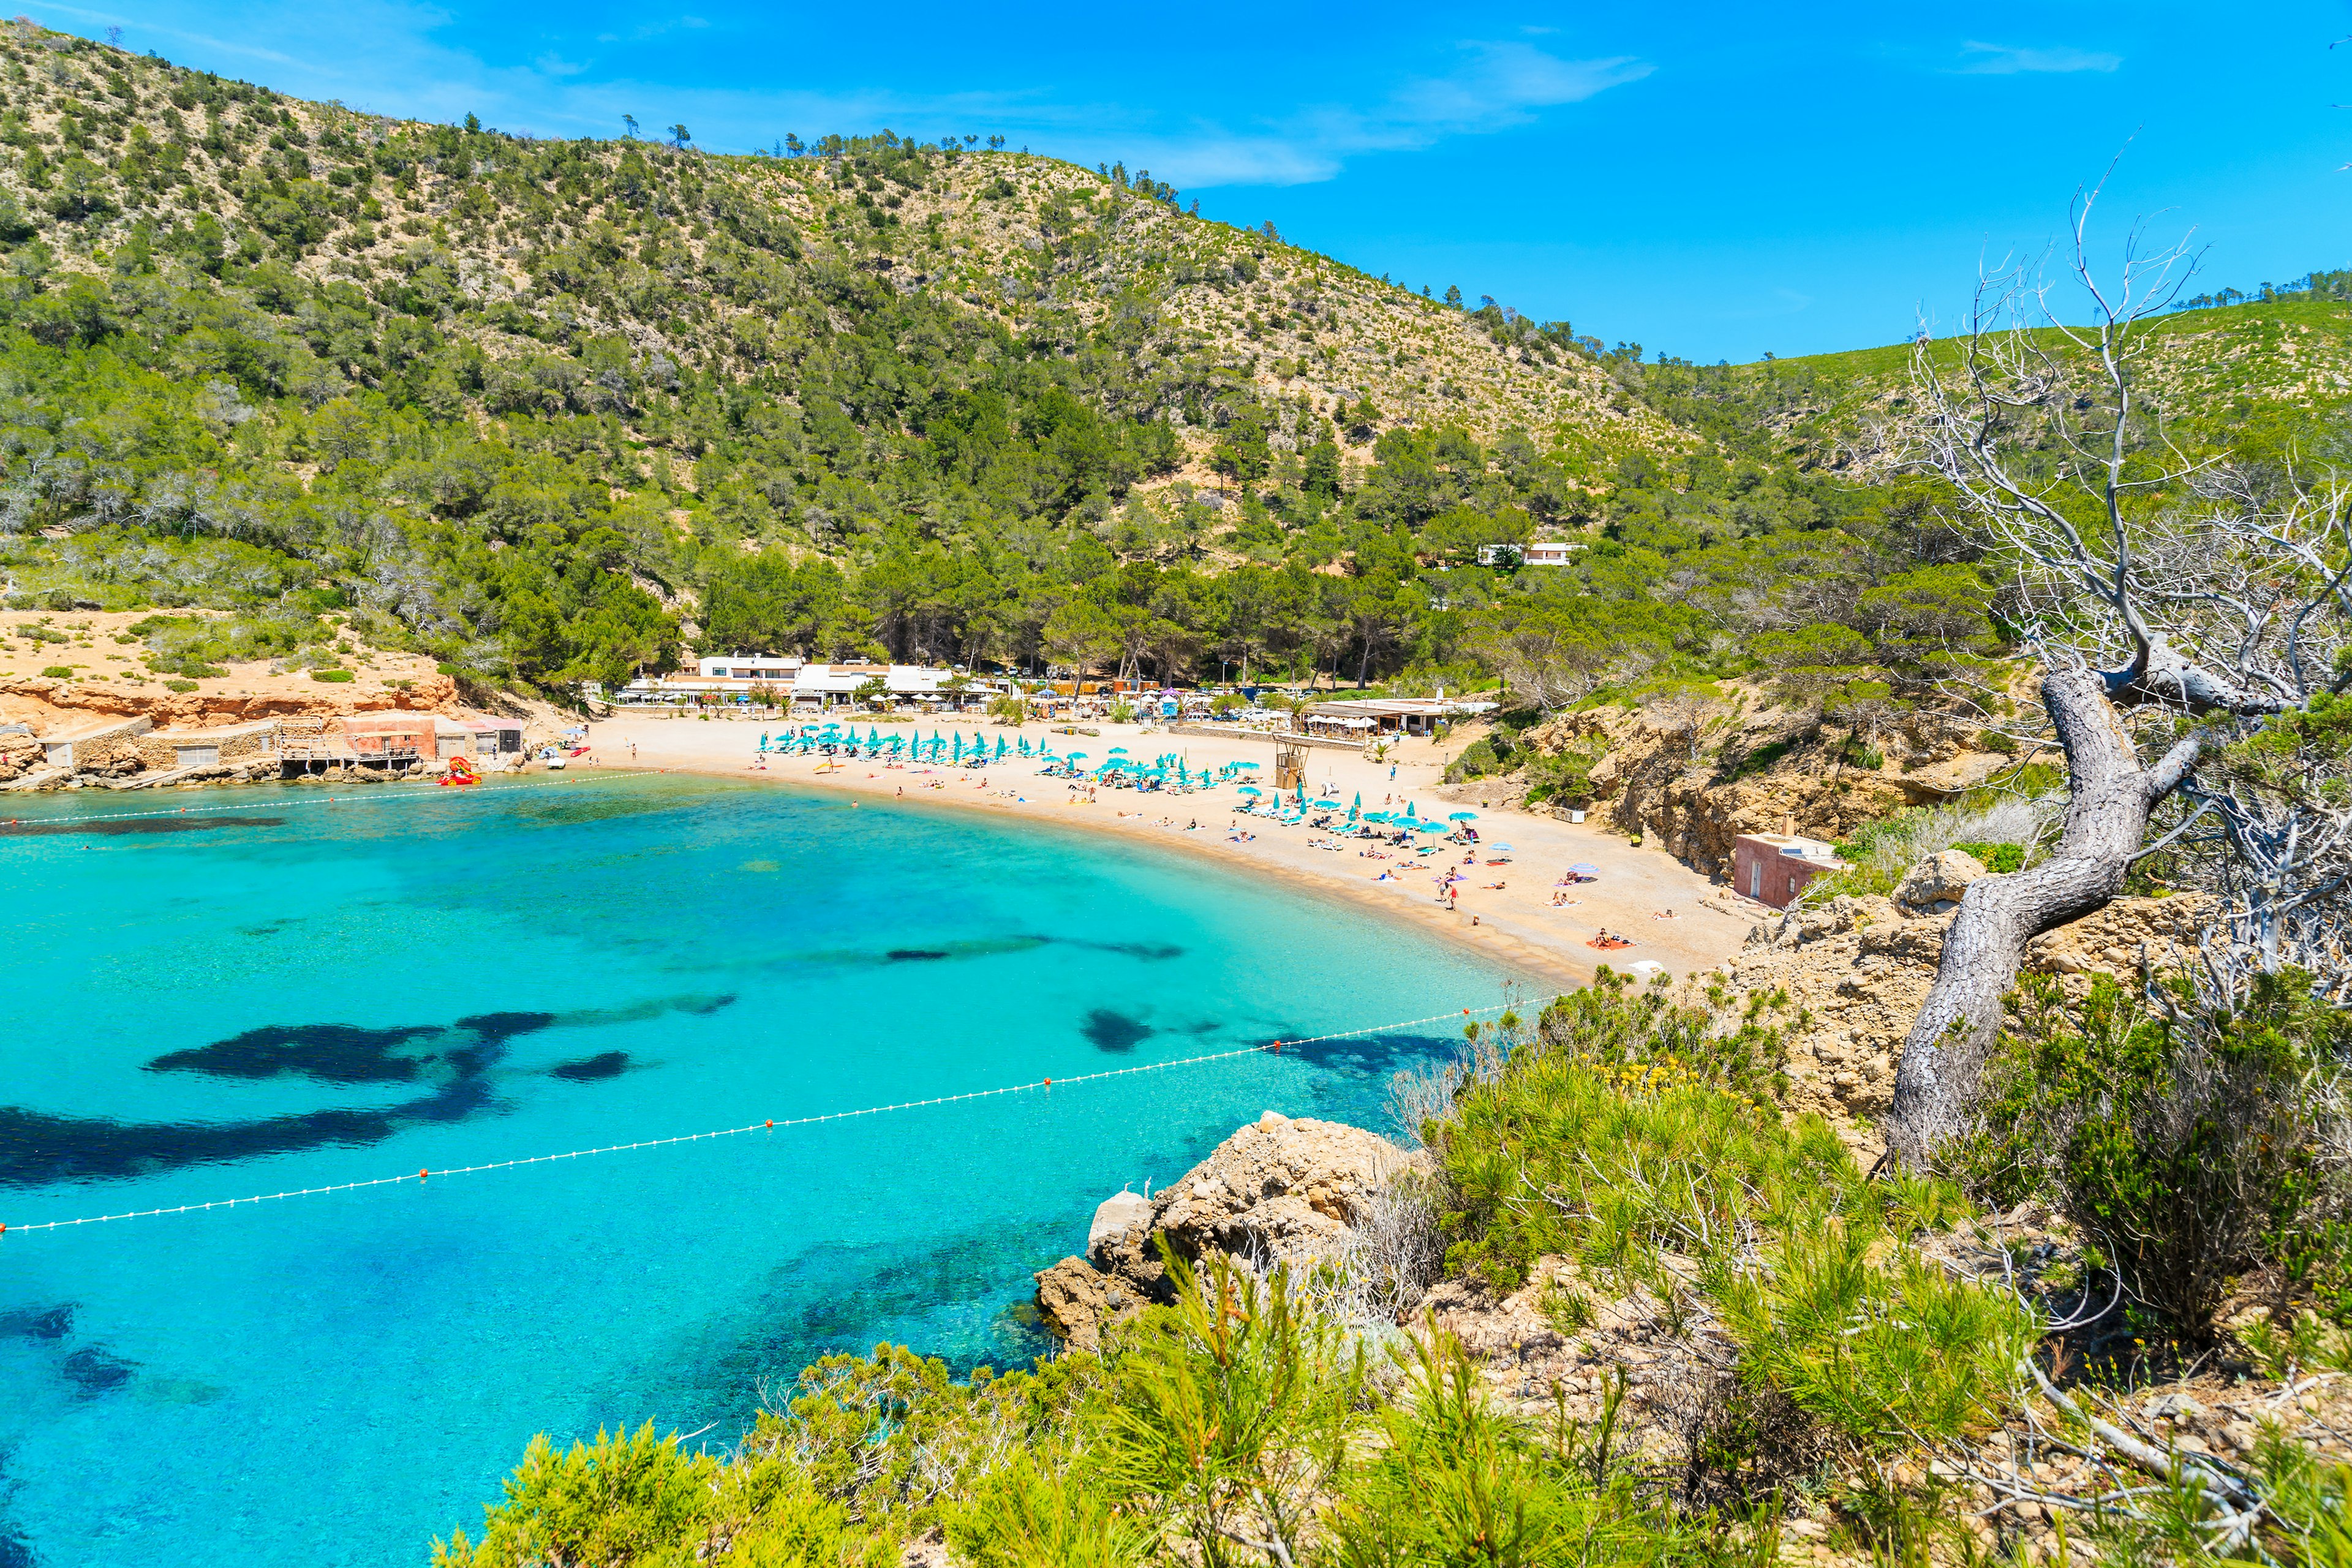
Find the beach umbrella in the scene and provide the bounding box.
[1569,862,1600,876]
[995,736,1008,760]
[1491,844,1513,853]
[1234,760,1259,770]
[1238,785,1261,797]
[1414,819,1446,834]
[1448,811,1478,823]
[1404,800,1417,818]
[952,733,965,760]
[1347,794,1360,824]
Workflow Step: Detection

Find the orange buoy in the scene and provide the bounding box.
[417,1169,428,1181]
[764,1120,773,1129]
[1044,1077,1052,1088]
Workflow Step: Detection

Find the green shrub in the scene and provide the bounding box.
[1958,970,2351,1337]
[164,679,198,693]
[1719,737,1793,780]
[1950,839,2024,873]
[1444,735,1502,782]
[1523,747,1599,805]
[311,669,353,682]
[1977,728,2018,755]
[40,665,72,678]
[1433,980,2023,1450]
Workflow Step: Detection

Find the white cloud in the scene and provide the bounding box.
[1958,41,2122,75]
[34,4,1646,186]
[1126,43,1654,189]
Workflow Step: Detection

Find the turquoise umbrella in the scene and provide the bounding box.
[995,736,1008,760]
[1413,819,1446,834]
[1404,800,1418,818]
[1448,810,1477,823]
[952,733,965,761]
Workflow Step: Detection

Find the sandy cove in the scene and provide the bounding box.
[595,712,1759,995]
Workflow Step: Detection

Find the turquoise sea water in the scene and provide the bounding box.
[0,774,1522,1567]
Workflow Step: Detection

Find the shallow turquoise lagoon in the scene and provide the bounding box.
[0,773,1524,1567]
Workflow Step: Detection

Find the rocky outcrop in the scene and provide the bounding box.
[1892,848,1988,913]
[1151,1111,1404,1264]
[0,673,461,731]
[1450,695,2011,882]
[1714,888,2209,1143]
[1033,1112,1412,1350]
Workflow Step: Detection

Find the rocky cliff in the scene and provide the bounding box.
[1440,691,2015,884]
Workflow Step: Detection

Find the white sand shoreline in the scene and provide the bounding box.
[595,712,1758,997]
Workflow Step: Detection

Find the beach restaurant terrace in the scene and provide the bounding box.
[609,660,1006,709]
[1300,697,1494,738]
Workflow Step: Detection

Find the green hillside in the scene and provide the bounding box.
[1614,294,2352,475]
[0,21,1985,706]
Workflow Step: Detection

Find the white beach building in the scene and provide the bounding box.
[609,658,1006,709]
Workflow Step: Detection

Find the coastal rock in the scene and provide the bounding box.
[1087,1189,1153,1270]
[1503,693,2011,880]
[1893,849,1988,913]
[1034,1112,1414,1351]
[1150,1111,1409,1268]
[1032,1256,1141,1354]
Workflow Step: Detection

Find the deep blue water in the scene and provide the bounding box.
[0,774,1521,1567]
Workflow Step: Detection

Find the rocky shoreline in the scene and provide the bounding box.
[1032,1110,1416,1352]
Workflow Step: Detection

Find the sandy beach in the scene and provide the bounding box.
[592,711,1761,995]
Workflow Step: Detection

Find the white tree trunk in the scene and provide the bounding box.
[1882,666,2195,1167]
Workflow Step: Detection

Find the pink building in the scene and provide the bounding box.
[1732,832,1845,909]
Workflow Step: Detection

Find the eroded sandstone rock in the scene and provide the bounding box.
[1893,848,1988,912]
[1034,1111,1414,1351]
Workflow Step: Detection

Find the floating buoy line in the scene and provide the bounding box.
[0,1005,1517,1238]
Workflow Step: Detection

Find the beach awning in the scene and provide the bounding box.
[1569,862,1600,875]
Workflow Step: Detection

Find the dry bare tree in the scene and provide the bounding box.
[1885,183,2352,1167]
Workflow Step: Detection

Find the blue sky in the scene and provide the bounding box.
[35,0,2352,360]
